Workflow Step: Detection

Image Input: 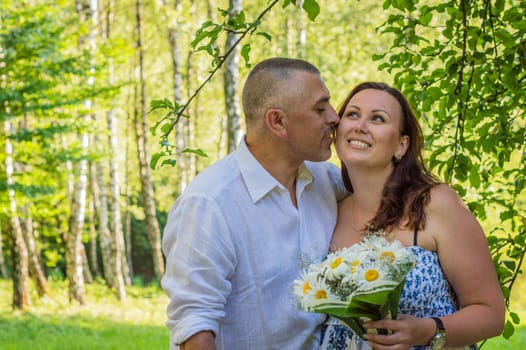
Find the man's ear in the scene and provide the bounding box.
[264,108,287,137]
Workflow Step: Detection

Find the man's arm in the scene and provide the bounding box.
[162,195,235,348]
[180,331,215,350]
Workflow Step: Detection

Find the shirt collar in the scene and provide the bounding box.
[235,138,314,203]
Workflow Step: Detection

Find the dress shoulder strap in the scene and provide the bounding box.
[413,228,419,246]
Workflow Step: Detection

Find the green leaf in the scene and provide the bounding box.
[281,0,295,8]
[468,168,480,188]
[503,260,516,271]
[302,0,320,21]
[234,10,246,27]
[372,53,387,61]
[500,209,517,221]
[182,148,208,157]
[509,311,521,324]
[191,30,210,48]
[391,0,406,11]
[336,316,367,339]
[255,31,272,41]
[502,320,515,339]
[149,98,174,113]
[420,11,433,25]
[150,152,163,170]
[161,122,173,134]
[161,159,177,167]
[150,124,158,137]
[241,43,251,67]
[352,288,394,306]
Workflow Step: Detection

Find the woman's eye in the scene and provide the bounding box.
[372,115,385,123]
[346,111,358,119]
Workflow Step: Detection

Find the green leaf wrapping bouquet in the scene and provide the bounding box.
[293,232,416,339]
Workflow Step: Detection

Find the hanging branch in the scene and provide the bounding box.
[149,0,282,169]
[149,0,322,169]
[447,0,469,183]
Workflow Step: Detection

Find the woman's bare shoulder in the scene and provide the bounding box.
[427,184,466,213]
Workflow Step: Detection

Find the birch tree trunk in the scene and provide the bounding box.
[185,0,197,178]
[81,244,93,284]
[89,162,108,278]
[63,134,75,203]
[84,0,114,290]
[166,0,190,193]
[19,113,49,296]
[224,0,243,154]
[4,120,30,310]
[124,110,134,280]
[94,143,114,287]
[135,0,164,282]
[283,2,305,58]
[107,111,128,296]
[104,0,129,292]
[20,209,49,297]
[296,0,306,58]
[88,193,100,277]
[1,27,29,308]
[66,119,88,304]
[65,0,102,304]
[0,225,8,279]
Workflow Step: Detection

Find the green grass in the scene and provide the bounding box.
[0,279,169,350]
[1,275,525,349]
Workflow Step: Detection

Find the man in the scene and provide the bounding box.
[161,57,347,350]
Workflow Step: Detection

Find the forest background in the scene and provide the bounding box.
[1,0,525,348]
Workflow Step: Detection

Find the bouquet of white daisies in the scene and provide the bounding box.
[293,232,416,339]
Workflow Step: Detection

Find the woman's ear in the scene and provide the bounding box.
[398,135,410,156]
[264,108,287,137]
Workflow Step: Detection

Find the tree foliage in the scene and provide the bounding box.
[376,0,525,338]
[0,0,115,280]
[1,0,91,242]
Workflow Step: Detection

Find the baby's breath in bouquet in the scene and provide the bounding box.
[293,231,416,339]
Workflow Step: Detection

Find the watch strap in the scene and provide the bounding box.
[431,316,445,331]
[428,317,447,349]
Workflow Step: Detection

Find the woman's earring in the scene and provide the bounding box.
[394,153,402,162]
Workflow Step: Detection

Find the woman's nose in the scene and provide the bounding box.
[353,117,368,133]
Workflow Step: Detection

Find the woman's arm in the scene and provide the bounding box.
[426,184,505,346]
[363,184,505,349]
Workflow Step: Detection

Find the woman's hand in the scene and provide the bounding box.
[363,314,435,350]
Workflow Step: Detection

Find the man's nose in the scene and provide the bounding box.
[326,105,339,124]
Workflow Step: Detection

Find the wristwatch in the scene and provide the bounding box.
[428,317,447,349]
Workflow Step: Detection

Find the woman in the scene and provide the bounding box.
[320,82,505,350]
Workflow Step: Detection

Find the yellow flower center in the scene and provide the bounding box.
[365,269,379,282]
[350,260,360,273]
[381,251,395,263]
[330,257,342,269]
[315,289,328,300]
[303,282,312,295]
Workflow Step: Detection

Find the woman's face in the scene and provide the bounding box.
[336,88,409,171]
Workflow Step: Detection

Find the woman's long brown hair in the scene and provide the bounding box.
[338,82,441,232]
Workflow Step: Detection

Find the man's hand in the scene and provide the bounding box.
[180,331,215,350]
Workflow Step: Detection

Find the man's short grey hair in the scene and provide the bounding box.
[242,57,320,125]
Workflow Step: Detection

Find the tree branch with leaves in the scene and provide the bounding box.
[148,0,321,169]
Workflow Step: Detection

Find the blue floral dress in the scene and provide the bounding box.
[319,231,478,350]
